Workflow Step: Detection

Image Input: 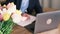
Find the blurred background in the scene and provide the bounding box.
[39,0,60,9]
[0,0,60,9]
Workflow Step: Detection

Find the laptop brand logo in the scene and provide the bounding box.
[46,19,52,25]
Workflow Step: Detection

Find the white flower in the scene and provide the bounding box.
[12,13,22,23]
[7,2,16,15]
[0,9,3,14]
[7,5,16,15]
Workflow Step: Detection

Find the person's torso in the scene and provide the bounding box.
[16,0,36,10]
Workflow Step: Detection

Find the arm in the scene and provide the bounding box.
[34,0,43,14]
[20,0,29,13]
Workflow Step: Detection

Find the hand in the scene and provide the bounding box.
[22,13,30,20]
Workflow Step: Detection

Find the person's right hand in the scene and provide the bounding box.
[22,13,30,20]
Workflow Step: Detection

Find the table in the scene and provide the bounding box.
[43,8,59,12]
[11,25,32,34]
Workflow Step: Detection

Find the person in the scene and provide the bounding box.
[16,0,43,15]
[3,0,43,33]
[4,0,43,15]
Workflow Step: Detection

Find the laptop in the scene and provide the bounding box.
[34,11,60,34]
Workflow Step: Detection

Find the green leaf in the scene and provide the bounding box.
[0,30,3,34]
[0,18,15,34]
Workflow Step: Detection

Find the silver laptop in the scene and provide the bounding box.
[34,11,60,34]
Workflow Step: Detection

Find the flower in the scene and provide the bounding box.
[0,2,23,34]
[12,14,22,23]
[3,4,6,8]
[7,2,16,15]
[16,10,22,15]
[3,12,11,21]
[14,10,22,15]
[12,10,22,23]
[0,13,3,21]
[7,2,14,9]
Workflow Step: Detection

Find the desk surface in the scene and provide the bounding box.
[11,25,32,34]
[43,8,59,12]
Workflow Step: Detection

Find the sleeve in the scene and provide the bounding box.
[20,0,29,13]
[34,0,43,14]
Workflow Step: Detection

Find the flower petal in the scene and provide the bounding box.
[3,12,11,21]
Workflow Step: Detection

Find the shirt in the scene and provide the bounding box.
[20,0,29,13]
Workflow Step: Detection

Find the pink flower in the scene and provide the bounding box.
[0,4,2,10]
[0,13,3,21]
[7,2,15,9]
[6,3,11,8]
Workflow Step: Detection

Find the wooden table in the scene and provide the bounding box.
[11,25,32,34]
[43,8,59,12]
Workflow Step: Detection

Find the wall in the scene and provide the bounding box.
[39,0,60,9]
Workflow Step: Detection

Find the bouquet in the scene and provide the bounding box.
[0,2,22,34]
